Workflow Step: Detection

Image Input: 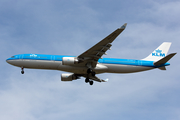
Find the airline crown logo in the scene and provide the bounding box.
[155,49,162,53]
[152,49,165,57]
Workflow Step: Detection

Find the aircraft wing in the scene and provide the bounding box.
[77,23,127,67]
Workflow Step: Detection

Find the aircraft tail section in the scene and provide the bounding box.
[154,53,176,66]
[154,53,176,70]
[142,42,172,61]
[158,66,166,70]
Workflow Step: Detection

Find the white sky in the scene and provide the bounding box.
[0,0,180,120]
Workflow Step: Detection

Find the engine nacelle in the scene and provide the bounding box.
[62,57,78,65]
[61,73,77,81]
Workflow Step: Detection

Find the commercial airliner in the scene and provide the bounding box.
[6,23,176,85]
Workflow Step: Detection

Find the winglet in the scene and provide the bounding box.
[120,23,127,29]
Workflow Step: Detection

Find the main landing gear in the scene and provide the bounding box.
[21,67,24,74]
[87,68,96,76]
[85,68,95,85]
[85,78,94,85]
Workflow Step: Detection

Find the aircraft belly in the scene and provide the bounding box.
[7,59,23,67]
[20,60,60,70]
[57,63,87,74]
[104,64,154,73]
[93,63,108,74]
[57,63,108,74]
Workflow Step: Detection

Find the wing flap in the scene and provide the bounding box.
[82,75,108,82]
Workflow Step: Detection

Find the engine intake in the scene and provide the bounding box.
[62,57,79,65]
[61,73,79,81]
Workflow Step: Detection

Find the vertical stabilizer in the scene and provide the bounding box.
[142,42,171,61]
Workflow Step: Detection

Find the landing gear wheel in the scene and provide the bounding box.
[85,78,89,83]
[89,81,93,85]
[21,70,24,74]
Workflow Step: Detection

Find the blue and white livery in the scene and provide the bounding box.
[6,23,176,85]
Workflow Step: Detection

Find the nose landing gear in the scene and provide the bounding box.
[21,67,24,74]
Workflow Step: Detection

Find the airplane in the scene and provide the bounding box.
[6,23,176,85]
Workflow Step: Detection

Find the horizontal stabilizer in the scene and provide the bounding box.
[158,66,166,70]
[154,53,176,66]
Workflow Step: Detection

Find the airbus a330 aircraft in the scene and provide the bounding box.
[6,23,176,85]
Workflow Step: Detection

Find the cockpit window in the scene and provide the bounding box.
[11,56,15,58]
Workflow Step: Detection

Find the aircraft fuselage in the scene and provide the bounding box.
[6,54,170,74]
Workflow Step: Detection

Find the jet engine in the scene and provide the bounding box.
[61,73,79,81]
[62,57,79,65]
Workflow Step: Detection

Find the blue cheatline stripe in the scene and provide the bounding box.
[98,58,155,67]
[7,54,170,67]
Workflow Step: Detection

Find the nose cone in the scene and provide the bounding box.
[6,58,12,64]
[6,57,16,65]
[6,55,21,66]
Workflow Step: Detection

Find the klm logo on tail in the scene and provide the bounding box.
[152,49,165,57]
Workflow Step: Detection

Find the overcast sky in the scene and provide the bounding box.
[0,0,180,120]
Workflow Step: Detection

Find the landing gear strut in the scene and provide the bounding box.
[86,65,95,85]
[91,71,95,76]
[87,68,92,74]
[87,68,96,76]
[21,67,24,74]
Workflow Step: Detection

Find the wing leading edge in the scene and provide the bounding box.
[78,23,127,65]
